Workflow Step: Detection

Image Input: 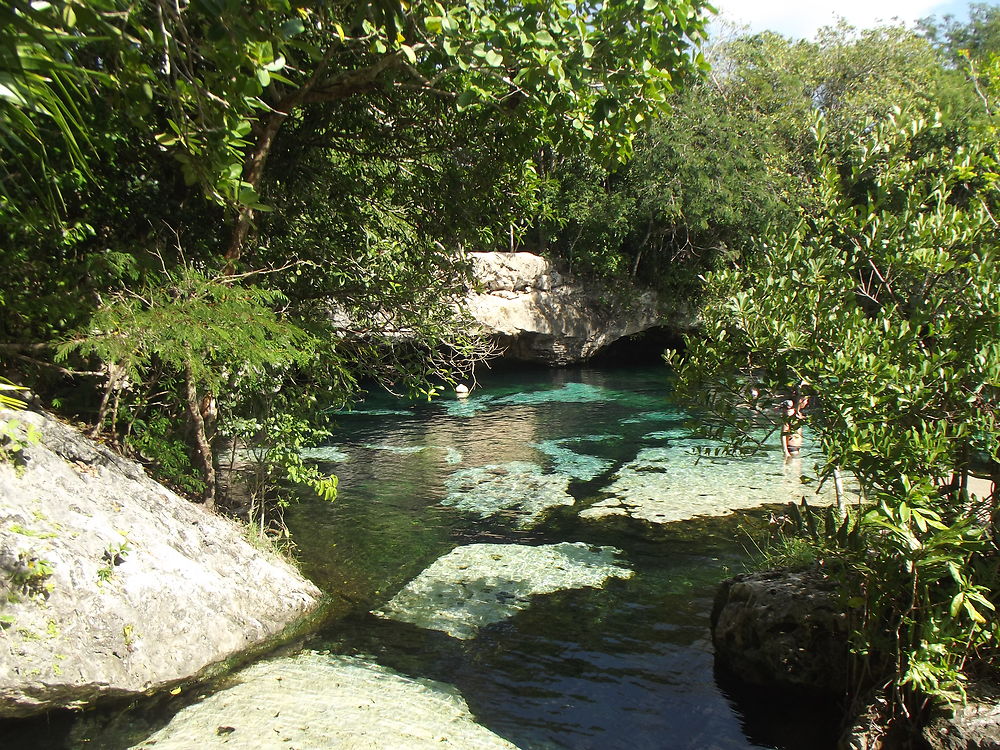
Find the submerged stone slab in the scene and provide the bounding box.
[580,446,851,525]
[442,461,574,527]
[299,445,350,462]
[125,652,518,750]
[531,438,616,481]
[374,542,634,639]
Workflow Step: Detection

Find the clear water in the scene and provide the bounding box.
[285,364,840,750]
[0,364,841,749]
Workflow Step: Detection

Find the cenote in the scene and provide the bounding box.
[3,364,843,749]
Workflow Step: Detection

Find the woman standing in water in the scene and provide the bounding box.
[780,390,810,459]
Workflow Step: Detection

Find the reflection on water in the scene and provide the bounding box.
[286,365,840,750]
[0,365,841,749]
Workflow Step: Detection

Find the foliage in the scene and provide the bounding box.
[6,553,55,602]
[920,3,1000,66]
[1,0,713,513]
[0,417,41,472]
[535,21,963,299]
[59,267,315,392]
[0,378,27,409]
[674,110,1000,723]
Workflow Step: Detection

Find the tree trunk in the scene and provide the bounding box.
[90,362,123,438]
[833,466,846,519]
[184,360,216,508]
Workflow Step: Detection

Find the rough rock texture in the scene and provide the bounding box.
[121,652,518,750]
[922,682,1000,750]
[464,252,674,365]
[0,409,321,718]
[711,570,849,694]
[374,542,633,639]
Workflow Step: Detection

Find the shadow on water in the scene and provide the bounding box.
[1,364,842,750]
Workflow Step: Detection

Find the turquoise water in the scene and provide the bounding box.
[286,364,840,749]
[0,365,840,749]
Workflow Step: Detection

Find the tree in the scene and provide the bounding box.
[1,0,714,509]
[673,109,1000,731]
[534,21,957,297]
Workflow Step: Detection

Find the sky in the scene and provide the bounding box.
[708,0,986,40]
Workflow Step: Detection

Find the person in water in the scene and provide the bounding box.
[780,391,810,458]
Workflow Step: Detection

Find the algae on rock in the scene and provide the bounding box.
[374,542,634,639]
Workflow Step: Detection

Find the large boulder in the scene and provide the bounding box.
[464,252,675,365]
[0,409,322,718]
[711,569,849,695]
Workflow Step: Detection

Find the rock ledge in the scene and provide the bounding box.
[0,409,322,718]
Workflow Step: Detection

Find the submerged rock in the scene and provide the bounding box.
[442,461,574,527]
[580,446,846,525]
[374,542,634,639]
[123,651,518,749]
[711,570,849,694]
[531,438,616,481]
[0,409,321,718]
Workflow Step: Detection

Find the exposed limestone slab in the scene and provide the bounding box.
[580,446,850,525]
[442,461,574,527]
[374,542,633,639]
[123,651,518,750]
[0,409,321,718]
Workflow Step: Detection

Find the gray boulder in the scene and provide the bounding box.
[0,409,321,718]
[711,569,849,694]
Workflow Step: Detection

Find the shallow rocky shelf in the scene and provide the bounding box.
[441,461,574,527]
[373,542,634,639]
[122,651,518,749]
[580,445,851,525]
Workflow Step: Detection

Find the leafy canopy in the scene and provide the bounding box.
[674,109,1000,710]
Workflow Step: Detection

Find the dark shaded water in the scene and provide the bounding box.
[285,364,840,750]
[0,365,840,749]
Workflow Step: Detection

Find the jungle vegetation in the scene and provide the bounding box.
[4,0,1000,741]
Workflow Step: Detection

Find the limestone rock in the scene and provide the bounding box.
[464,252,673,365]
[374,542,633,639]
[711,569,849,694]
[580,445,847,525]
[118,651,519,749]
[0,409,321,718]
[922,682,1000,750]
[442,461,574,527]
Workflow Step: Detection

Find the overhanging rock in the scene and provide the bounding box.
[464,252,676,365]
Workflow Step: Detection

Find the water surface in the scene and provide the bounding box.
[286,364,840,750]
